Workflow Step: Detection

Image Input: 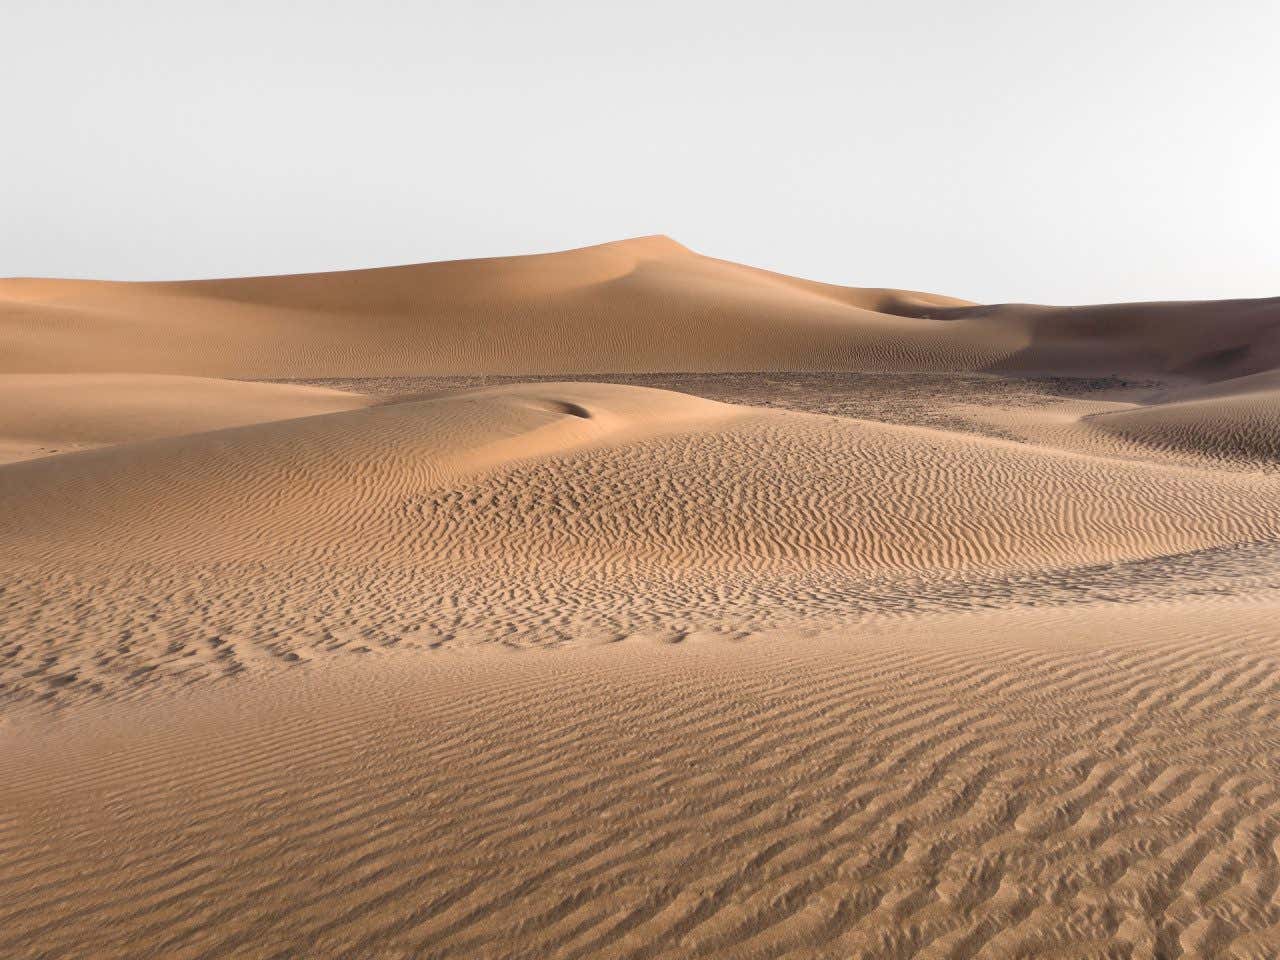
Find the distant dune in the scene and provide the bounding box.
[4,235,1278,379]
[4,238,1280,958]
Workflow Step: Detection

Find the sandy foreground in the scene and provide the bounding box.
[3,239,1280,958]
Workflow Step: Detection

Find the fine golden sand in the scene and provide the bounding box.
[3,238,1280,958]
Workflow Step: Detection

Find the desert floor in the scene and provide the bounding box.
[3,240,1280,958]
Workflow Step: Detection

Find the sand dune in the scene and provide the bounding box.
[959,369,1280,472]
[0,383,733,570]
[0,374,369,463]
[1086,370,1280,464]
[3,381,1276,580]
[4,239,1280,957]
[5,236,1278,379]
[5,381,1279,711]
[925,296,1280,381]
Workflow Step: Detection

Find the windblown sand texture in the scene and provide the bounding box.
[3,238,1280,958]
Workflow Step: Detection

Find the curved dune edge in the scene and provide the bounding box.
[4,235,1278,379]
[0,374,371,464]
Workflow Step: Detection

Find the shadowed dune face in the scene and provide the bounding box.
[951,297,1280,381]
[5,235,1278,379]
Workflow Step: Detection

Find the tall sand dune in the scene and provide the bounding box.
[5,236,1278,379]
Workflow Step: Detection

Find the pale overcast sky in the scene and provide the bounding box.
[4,1,1277,303]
